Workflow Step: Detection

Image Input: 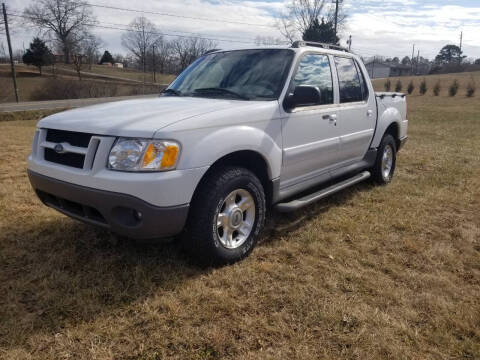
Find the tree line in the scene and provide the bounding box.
[19,0,217,77]
[11,0,480,78]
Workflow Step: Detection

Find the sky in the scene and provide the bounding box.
[6,0,480,61]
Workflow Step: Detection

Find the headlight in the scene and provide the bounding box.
[108,138,180,172]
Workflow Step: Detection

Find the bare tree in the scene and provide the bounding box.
[24,0,96,64]
[121,17,161,73]
[278,0,346,43]
[151,37,172,74]
[72,53,84,80]
[81,33,102,70]
[170,37,218,72]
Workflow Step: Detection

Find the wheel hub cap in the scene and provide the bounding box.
[215,189,255,249]
[382,145,393,180]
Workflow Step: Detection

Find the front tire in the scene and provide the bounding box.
[184,167,266,266]
[372,134,397,184]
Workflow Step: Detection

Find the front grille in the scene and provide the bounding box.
[46,129,92,148]
[44,148,85,169]
[36,190,106,224]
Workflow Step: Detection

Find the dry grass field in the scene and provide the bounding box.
[55,64,176,85]
[0,73,479,359]
[0,64,174,103]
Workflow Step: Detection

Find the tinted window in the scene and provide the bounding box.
[291,54,333,105]
[355,61,369,101]
[167,49,294,101]
[335,57,363,103]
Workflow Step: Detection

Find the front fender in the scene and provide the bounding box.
[170,124,283,179]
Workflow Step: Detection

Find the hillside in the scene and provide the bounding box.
[0,64,174,103]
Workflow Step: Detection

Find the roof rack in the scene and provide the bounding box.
[291,41,350,53]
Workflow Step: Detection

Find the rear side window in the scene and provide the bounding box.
[334,57,364,103]
[355,61,369,101]
[291,54,334,105]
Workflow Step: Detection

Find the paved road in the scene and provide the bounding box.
[0,94,159,112]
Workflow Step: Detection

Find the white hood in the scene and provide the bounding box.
[38,96,259,138]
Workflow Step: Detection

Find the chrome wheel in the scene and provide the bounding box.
[381,145,394,180]
[215,189,256,249]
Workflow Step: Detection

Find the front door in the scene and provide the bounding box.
[280,53,341,191]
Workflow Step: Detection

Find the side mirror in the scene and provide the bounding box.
[284,85,321,110]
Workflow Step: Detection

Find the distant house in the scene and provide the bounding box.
[101,62,113,66]
[113,63,124,68]
[364,60,411,79]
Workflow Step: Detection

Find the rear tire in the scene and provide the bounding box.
[183,166,266,266]
[371,134,397,184]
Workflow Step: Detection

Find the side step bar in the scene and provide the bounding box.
[275,171,371,213]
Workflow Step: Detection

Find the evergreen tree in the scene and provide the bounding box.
[22,37,53,75]
[435,45,466,64]
[100,50,114,64]
[302,18,339,45]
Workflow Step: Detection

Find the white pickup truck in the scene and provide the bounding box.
[28,41,408,265]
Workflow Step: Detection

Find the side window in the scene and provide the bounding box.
[355,61,369,101]
[291,54,334,105]
[334,57,363,103]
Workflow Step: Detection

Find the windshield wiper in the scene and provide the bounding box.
[192,87,250,100]
[162,88,182,96]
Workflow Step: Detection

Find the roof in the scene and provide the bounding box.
[208,43,358,59]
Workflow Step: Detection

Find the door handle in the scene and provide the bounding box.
[322,114,337,126]
[322,114,337,120]
[367,110,373,117]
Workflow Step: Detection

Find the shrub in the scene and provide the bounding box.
[449,80,459,97]
[419,79,428,95]
[407,80,415,95]
[433,81,441,96]
[466,78,476,97]
[395,80,402,92]
[384,79,392,92]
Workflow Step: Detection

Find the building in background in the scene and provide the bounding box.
[364,60,411,79]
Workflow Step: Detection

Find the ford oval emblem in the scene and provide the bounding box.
[54,143,64,154]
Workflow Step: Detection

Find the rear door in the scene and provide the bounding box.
[333,57,377,165]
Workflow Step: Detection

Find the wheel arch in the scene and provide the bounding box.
[371,107,402,149]
[191,150,275,207]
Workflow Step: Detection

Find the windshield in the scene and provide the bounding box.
[165,49,294,101]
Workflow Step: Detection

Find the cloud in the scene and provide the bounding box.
[8,0,480,60]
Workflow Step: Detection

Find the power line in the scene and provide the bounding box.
[8,13,259,44]
[86,2,278,28]
[98,20,262,43]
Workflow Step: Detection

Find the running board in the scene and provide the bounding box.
[275,171,371,213]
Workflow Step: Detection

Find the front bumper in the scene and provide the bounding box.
[28,170,189,239]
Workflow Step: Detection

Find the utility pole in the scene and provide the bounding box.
[152,44,156,83]
[371,56,376,78]
[347,35,352,51]
[2,3,19,103]
[459,31,463,64]
[334,0,339,39]
[410,44,415,76]
[416,50,420,75]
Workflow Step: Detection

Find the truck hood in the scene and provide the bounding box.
[38,96,262,138]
